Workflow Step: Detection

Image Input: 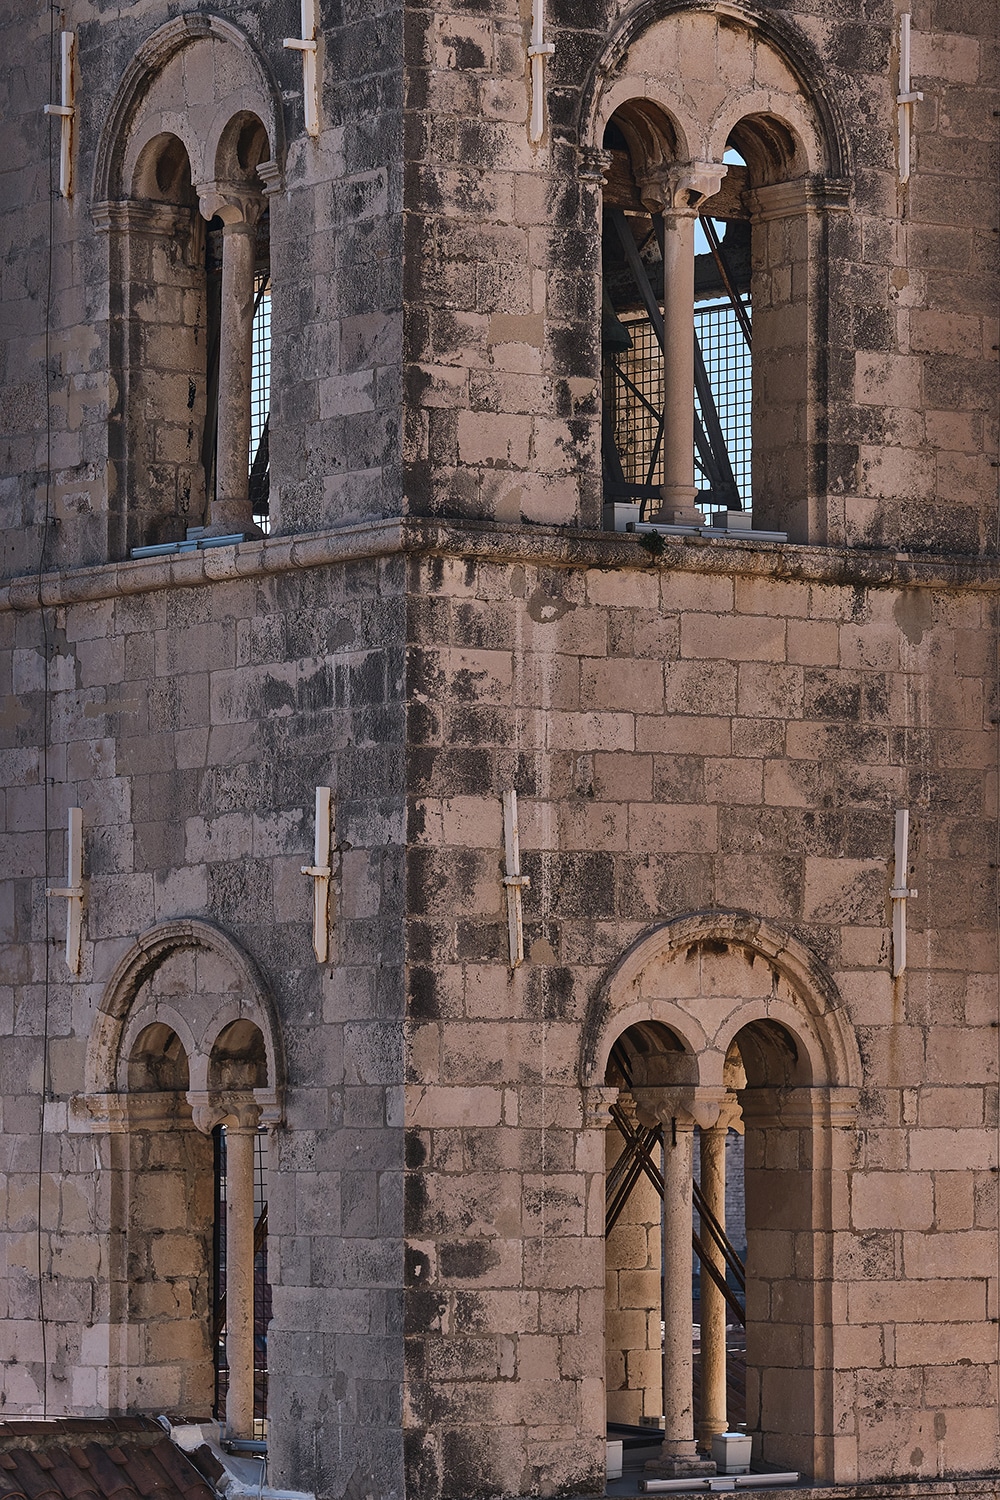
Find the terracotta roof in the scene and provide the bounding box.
[0,1420,220,1500]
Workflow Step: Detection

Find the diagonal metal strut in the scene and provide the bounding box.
[606,1100,746,1327]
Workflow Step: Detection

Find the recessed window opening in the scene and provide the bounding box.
[250,209,271,536]
[213,1124,271,1442]
[602,122,753,529]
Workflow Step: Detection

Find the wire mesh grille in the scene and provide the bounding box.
[253,1128,270,1440]
[694,297,752,507]
[611,299,752,509]
[250,274,271,534]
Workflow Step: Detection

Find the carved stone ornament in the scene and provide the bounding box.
[196,180,266,226]
[578,146,613,185]
[631,1084,726,1133]
[188,1090,263,1136]
[582,1083,620,1128]
[638,160,728,216]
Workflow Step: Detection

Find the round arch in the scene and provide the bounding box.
[579,0,850,182]
[93,12,283,204]
[580,908,861,1093]
[86,917,284,1108]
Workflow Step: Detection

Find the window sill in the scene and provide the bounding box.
[604,501,787,544]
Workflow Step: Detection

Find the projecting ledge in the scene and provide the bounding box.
[631,1482,1000,1500]
[4,515,1000,614]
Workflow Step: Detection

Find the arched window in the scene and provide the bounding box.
[83,921,283,1442]
[94,21,281,555]
[593,10,846,544]
[584,914,861,1484]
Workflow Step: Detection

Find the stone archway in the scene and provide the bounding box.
[582,912,860,1483]
[78,918,283,1432]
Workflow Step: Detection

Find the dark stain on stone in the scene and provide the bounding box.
[893,588,934,645]
[440,1239,499,1279]
[526,585,574,623]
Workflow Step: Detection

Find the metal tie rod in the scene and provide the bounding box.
[642,1475,801,1492]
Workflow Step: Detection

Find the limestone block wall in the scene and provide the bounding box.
[400,2,998,547]
[0,0,406,572]
[401,536,999,1493]
[0,550,408,1500]
[1,2,995,564]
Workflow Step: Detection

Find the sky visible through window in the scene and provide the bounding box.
[250,276,271,532]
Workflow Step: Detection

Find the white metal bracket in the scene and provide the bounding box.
[896,14,923,182]
[43,30,76,198]
[502,790,531,968]
[890,808,918,977]
[46,806,84,974]
[301,786,334,962]
[528,0,555,145]
[284,0,321,138]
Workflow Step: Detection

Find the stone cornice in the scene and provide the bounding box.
[4,516,1000,614]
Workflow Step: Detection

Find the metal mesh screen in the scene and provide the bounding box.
[250,274,271,534]
[611,299,752,509]
[694,297,752,508]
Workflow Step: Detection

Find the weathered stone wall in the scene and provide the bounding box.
[400,2,998,547]
[0,0,998,1498]
[0,551,408,1500]
[400,537,998,1490]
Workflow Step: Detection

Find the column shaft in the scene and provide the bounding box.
[212,221,257,537]
[658,210,697,515]
[661,1118,697,1458]
[698,1126,728,1451]
[225,1122,257,1439]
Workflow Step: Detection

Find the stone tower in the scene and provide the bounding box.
[0,2,998,1500]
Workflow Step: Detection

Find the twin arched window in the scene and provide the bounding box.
[95,23,279,554]
[595,9,847,544]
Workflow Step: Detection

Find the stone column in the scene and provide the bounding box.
[191,1092,262,1441]
[633,1086,722,1478]
[224,1103,260,1440]
[637,163,727,526]
[697,1097,742,1452]
[197,183,266,540]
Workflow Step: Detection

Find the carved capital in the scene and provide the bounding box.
[631,1085,723,1133]
[702,1092,744,1135]
[582,1083,620,1128]
[187,1090,262,1135]
[578,146,612,185]
[638,160,728,216]
[196,180,266,226]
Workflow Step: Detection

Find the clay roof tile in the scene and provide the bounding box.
[79,1449,136,1500]
[0,1423,218,1500]
[7,1453,63,1500]
[41,1454,98,1500]
[145,1446,213,1500]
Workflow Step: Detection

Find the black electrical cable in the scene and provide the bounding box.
[34,0,63,1420]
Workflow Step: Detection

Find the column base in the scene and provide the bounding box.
[697,1421,728,1454]
[650,1452,719,1476]
[204,499,264,540]
[645,1456,718,1479]
[648,483,703,527]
